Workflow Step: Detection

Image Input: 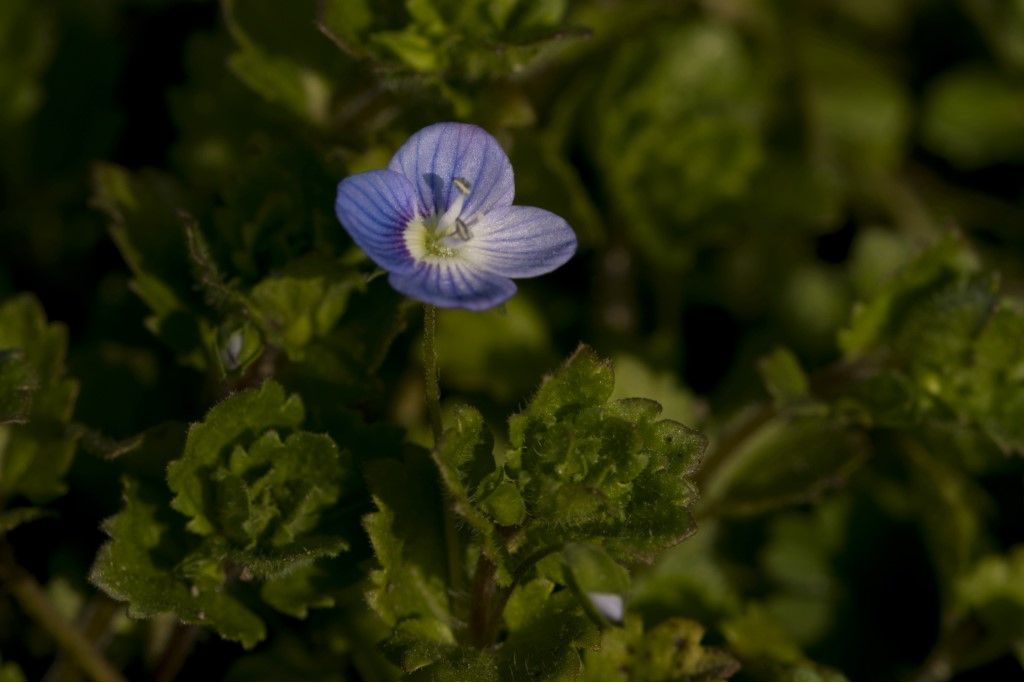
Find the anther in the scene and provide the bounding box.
[454,217,473,240]
[453,177,472,195]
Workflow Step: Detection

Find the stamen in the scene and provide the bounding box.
[454,218,473,240]
[437,176,473,234]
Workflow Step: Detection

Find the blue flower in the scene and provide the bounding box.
[335,122,577,311]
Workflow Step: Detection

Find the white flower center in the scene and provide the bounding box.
[404,176,478,263]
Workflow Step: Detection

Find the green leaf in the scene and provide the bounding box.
[758,348,812,408]
[90,478,266,648]
[922,67,1024,169]
[722,605,845,680]
[167,382,350,576]
[498,579,597,680]
[222,0,331,124]
[249,255,365,360]
[702,418,869,516]
[562,542,630,624]
[168,381,304,535]
[955,548,1024,666]
[507,346,705,563]
[91,164,210,368]
[583,615,740,681]
[610,354,702,425]
[363,450,452,639]
[0,658,24,682]
[0,294,79,502]
[0,506,52,532]
[317,0,375,57]
[592,22,764,266]
[260,563,336,618]
[970,299,1024,451]
[0,349,35,425]
[630,521,743,625]
[839,235,978,356]
[800,30,911,175]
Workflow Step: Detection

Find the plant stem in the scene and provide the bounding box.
[0,547,123,681]
[153,624,200,682]
[422,306,465,599]
[422,305,444,444]
[44,595,120,681]
[467,554,499,648]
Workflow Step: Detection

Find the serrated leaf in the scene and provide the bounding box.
[0,294,79,502]
[584,615,740,681]
[91,164,211,368]
[432,404,512,581]
[166,382,350,577]
[249,255,365,360]
[90,478,266,648]
[363,451,451,631]
[168,381,304,535]
[839,236,978,356]
[592,22,764,266]
[507,346,705,564]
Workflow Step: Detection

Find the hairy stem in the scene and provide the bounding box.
[467,554,499,648]
[0,547,123,681]
[422,306,465,601]
[422,305,444,444]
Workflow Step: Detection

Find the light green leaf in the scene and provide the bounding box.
[363,451,451,630]
[0,294,79,502]
[722,605,845,680]
[90,478,266,648]
[260,563,336,618]
[498,580,597,680]
[922,67,1024,169]
[167,381,305,535]
[758,348,811,408]
[507,347,705,564]
[583,615,740,681]
[702,418,869,516]
[0,349,35,425]
[249,255,365,360]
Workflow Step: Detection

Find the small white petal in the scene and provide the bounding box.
[588,592,624,623]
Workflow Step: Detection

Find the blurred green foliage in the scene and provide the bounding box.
[1,0,1024,680]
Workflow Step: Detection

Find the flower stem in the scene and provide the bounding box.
[467,554,499,648]
[422,305,465,600]
[0,545,123,681]
[422,305,444,445]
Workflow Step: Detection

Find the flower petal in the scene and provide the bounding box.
[335,169,421,273]
[388,122,514,219]
[464,205,577,278]
[388,262,516,311]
